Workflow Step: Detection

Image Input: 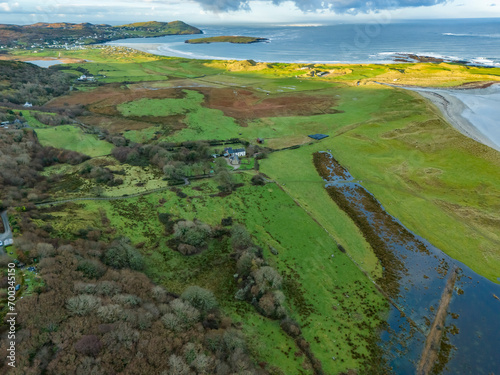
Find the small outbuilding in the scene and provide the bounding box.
[308,134,329,141]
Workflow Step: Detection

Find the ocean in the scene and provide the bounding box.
[107,18,500,66]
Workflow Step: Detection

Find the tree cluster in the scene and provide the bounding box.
[79,164,124,187]
[0,61,72,106]
[0,228,266,374]
[0,129,88,208]
[230,225,286,320]
[111,140,213,180]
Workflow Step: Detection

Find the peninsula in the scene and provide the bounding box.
[185,36,269,44]
[0,21,202,48]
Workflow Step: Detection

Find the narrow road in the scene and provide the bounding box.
[0,210,14,251]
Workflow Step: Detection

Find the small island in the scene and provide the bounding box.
[185,36,269,44]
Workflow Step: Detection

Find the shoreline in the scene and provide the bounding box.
[385,83,500,152]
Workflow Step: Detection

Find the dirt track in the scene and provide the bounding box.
[417,267,458,375]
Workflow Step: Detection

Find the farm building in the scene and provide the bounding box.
[224,147,246,157]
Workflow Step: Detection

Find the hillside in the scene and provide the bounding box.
[0,21,201,47]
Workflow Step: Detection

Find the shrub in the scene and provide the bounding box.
[250,174,266,186]
[236,251,257,278]
[254,266,282,294]
[170,299,200,327]
[66,295,101,316]
[74,282,97,294]
[230,225,253,251]
[151,285,168,303]
[181,286,218,315]
[258,291,286,319]
[173,220,212,248]
[97,304,123,323]
[162,312,182,331]
[280,318,302,338]
[96,281,122,296]
[77,259,106,279]
[74,335,102,357]
[102,238,144,271]
[36,242,55,259]
[191,354,213,373]
[158,212,173,225]
[220,217,233,226]
[112,294,142,307]
[177,243,198,255]
[168,355,190,375]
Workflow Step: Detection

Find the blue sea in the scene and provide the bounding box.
[108,18,500,66]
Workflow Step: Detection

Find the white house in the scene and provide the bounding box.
[224,147,246,157]
[23,102,33,107]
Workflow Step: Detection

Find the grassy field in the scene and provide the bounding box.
[36,125,113,157]
[260,85,500,283]
[23,46,499,282]
[40,177,388,374]
[6,46,500,372]
[118,89,242,142]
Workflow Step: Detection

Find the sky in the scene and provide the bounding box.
[0,0,499,25]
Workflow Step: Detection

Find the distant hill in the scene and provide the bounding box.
[0,21,202,47]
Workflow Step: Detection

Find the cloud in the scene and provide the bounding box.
[191,0,251,12]
[0,1,20,12]
[191,0,449,13]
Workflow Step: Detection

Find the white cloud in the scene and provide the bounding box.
[2,0,499,25]
[0,2,11,11]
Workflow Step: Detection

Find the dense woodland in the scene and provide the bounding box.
[0,219,266,374]
[0,61,72,105]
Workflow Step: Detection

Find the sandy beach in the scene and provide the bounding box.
[405,84,500,152]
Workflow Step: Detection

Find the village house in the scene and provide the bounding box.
[224,147,246,157]
[78,75,96,82]
[23,102,33,107]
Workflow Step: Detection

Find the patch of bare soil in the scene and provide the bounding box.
[197,87,342,125]
[47,84,342,132]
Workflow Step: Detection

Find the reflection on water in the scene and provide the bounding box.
[317,151,500,374]
[26,60,66,68]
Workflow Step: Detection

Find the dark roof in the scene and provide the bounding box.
[308,134,329,140]
[225,147,245,154]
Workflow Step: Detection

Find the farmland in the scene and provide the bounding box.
[36,125,113,157]
[2,46,500,373]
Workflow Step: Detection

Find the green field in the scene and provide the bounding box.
[118,90,241,142]
[21,46,499,282]
[41,176,388,374]
[36,125,113,157]
[260,86,500,283]
[6,46,500,373]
